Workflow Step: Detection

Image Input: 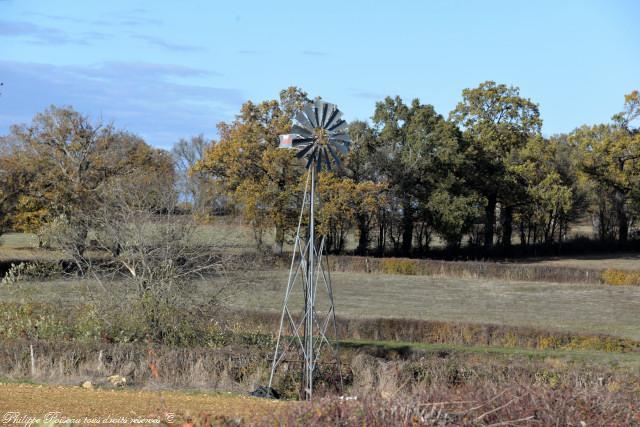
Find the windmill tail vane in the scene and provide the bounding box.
[268,98,351,400]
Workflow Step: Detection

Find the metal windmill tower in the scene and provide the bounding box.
[268,98,351,400]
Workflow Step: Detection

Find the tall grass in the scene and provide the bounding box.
[326,255,605,284]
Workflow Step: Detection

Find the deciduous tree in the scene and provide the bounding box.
[450,81,542,250]
[194,87,310,252]
[572,91,640,241]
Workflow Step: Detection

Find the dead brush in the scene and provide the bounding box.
[271,383,639,426]
[328,255,605,285]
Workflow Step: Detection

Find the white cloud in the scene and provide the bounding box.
[0,60,244,148]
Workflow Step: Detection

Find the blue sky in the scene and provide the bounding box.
[1,0,638,149]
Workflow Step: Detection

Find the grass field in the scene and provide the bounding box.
[0,382,284,424]
[5,269,637,340]
[522,253,640,271]
[341,339,640,370]
[219,269,640,340]
[2,227,639,341]
[2,229,640,423]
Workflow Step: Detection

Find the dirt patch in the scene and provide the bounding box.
[0,382,286,425]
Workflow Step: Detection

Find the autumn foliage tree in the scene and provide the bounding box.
[0,135,42,234]
[4,106,174,254]
[571,91,640,242]
[193,87,309,252]
[2,85,638,260]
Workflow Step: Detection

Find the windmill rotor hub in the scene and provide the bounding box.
[315,128,328,145]
[279,98,352,171]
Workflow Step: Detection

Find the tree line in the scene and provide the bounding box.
[1,82,639,258]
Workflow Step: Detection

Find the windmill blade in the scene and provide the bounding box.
[292,137,315,146]
[316,149,322,172]
[320,103,329,127]
[295,111,314,131]
[326,143,342,167]
[323,147,332,170]
[313,107,320,130]
[287,100,351,170]
[305,147,317,169]
[292,124,314,137]
[324,107,342,129]
[328,120,348,132]
[314,98,324,128]
[303,104,318,128]
[321,103,336,127]
[296,142,315,158]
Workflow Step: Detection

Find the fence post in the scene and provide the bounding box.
[30,344,36,376]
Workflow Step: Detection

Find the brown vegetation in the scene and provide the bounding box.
[602,269,640,286]
[328,255,605,284]
[1,339,637,426]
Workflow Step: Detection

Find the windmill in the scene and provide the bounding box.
[268,98,351,400]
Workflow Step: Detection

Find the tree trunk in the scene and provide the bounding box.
[500,204,513,250]
[597,203,606,241]
[75,225,88,257]
[274,224,285,254]
[615,192,628,242]
[401,196,413,256]
[356,214,369,255]
[377,210,386,255]
[484,193,497,249]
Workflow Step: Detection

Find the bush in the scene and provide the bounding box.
[602,269,640,286]
[0,261,62,286]
[380,259,419,275]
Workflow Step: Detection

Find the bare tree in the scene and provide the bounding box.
[171,135,215,215]
[50,170,229,341]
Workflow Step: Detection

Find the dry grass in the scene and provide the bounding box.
[0,233,40,248]
[0,233,64,262]
[329,255,605,284]
[271,387,639,426]
[520,252,640,271]
[1,338,638,426]
[219,269,640,340]
[2,267,639,341]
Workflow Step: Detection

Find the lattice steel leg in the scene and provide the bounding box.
[268,167,342,400]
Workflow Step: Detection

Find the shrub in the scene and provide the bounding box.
[0,261,62,286]
[535,369,561,389]
[602,269,640,286]
[537,336,560,350]
[380,259,418,275]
